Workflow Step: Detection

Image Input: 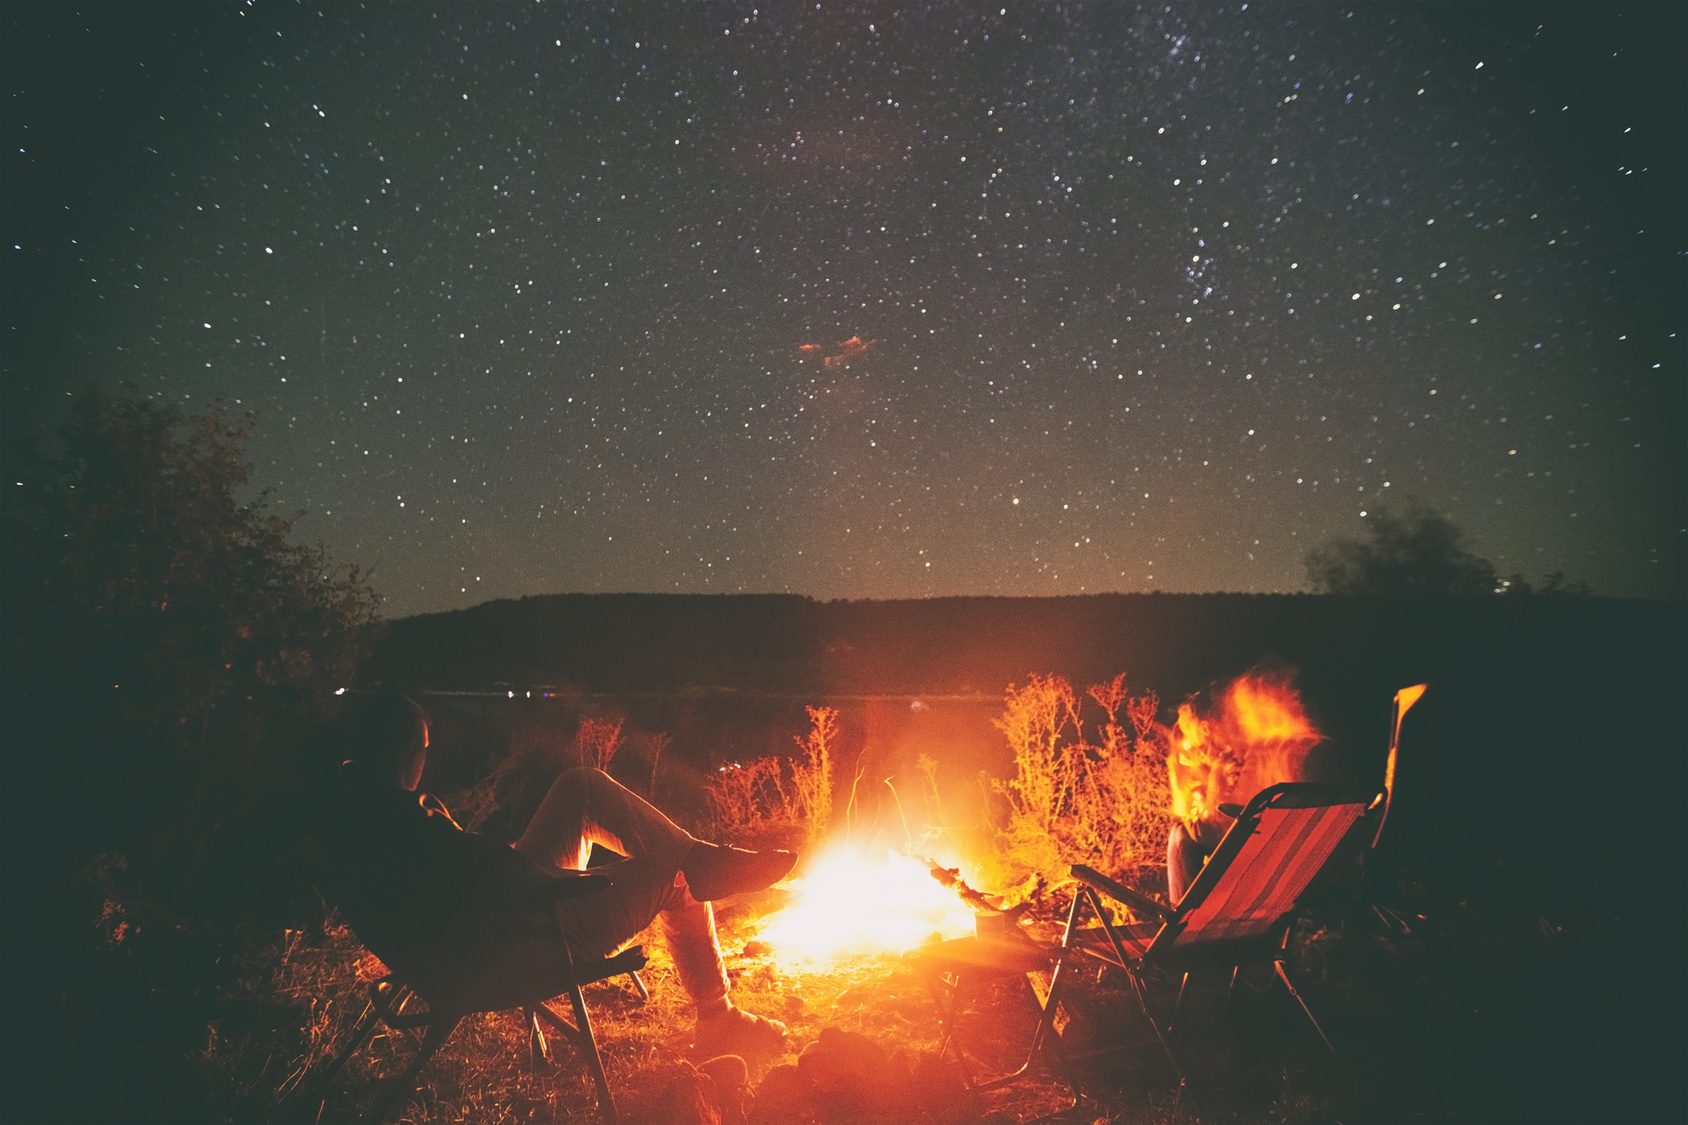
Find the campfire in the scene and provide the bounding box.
[746,670,1326,971]
[754,843,979,967]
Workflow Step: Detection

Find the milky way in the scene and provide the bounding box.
[4,3,1682,614]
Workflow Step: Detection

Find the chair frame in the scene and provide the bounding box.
[1049,782,1374,1083]
[906,927,1067,1093]
[305,936,648,1124]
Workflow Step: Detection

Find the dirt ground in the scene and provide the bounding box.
[265,863,1681,1125]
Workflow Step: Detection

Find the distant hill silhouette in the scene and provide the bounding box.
[367,592,1678,745]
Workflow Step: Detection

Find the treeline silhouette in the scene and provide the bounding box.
[370,590,1675,739]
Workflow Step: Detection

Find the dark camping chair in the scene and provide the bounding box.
[299,819,649,1122]
[1049,782,1373,1083]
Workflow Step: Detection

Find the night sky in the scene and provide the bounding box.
[5,2,1682,616]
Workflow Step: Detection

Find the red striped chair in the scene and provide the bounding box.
[1048,782,1374,1082]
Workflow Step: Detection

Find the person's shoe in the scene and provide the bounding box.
[693,1006,787,1059]
[682,842,797,902]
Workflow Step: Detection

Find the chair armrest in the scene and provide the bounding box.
[520,871,611,913]
[1071,864,1175,923]
[574,945,650,987]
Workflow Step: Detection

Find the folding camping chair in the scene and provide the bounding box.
[297,787,650,1124]
[1048,782,1374,1082]
[303,907,649,1124]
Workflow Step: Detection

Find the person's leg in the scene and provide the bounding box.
[1167,820,1206,906]
[513,767,786,1051]
[514,766,695,874]
[514,767,698,962]
[660,893,729,1014]
[515,766,796,902]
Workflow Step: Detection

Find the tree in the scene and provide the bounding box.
[1305,506,1497,596]
[2,388,379,895]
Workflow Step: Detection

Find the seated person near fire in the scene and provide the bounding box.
[332,692,796,1056]
[1163,675,1324,904]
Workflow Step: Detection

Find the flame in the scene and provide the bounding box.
[1167,672,1323,825]
[756,843,977,966]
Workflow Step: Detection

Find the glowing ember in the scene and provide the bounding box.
[756,843,978,965]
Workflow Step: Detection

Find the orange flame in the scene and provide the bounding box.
[755,843,976,967]
[1167,672,1323,826]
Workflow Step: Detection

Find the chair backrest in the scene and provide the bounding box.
[1147,782,1370,959]
[1372,683,1428,849]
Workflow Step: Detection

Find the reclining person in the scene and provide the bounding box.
[334,692,795,1057]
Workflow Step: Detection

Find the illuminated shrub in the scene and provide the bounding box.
[987,673,1173,897]
[706,706,837,848]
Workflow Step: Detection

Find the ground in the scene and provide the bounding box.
[19,858,1682,1123]
[246,875,1662,1125]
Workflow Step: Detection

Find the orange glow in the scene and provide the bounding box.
[797,342,823,355]
[755,843,976,966]
[1167,672,1323,825]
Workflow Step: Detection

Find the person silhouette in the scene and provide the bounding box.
[336,691,795,1056]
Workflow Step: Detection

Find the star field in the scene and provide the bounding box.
[4,2,1682,614]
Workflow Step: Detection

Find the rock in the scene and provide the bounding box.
[647,1062,719,1125]
[797,1027,915,1122]
[749,1063,814,1125]
[908,1052,980,1124]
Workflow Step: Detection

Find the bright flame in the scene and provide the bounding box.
[756,843,977,966]
[1168,671,1323,825]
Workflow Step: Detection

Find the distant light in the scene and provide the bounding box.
[335,687,347,695]
[508,691,515,699]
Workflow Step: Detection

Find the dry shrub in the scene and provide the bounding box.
[707,756,789,841]
[442,745,531,833]
[706,707,836,848]
[985,673,1172,896]
[443,715,628,835]
[787,706,836,840]
[577,717,625,772]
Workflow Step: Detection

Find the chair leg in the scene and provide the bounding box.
[528,1007,552,1071]
[1127,968,1186,1086]
[366,1015,460,1125]
[1273,959,1340,1062]
[567,983,618,1125]
[301,1002,382,1110]
[627,970,650,1003]
[1166,971,1190,1037]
